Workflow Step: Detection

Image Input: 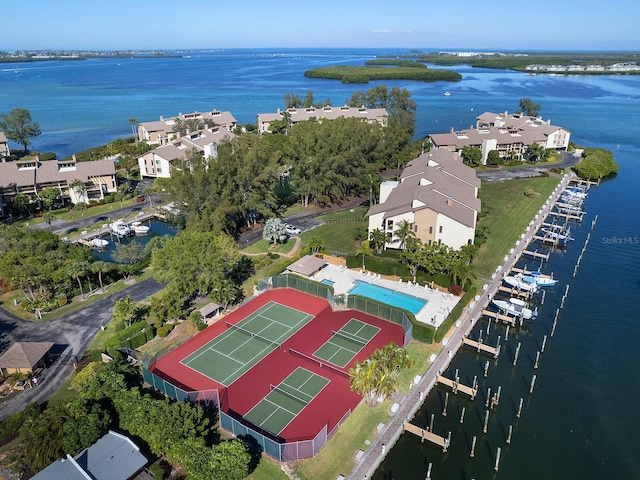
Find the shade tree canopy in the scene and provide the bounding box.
[0,108,41,152]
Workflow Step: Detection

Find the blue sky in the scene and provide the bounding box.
[3,0,639,51]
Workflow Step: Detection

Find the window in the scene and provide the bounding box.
[155,160,161,165]
[414,224,418,233]
[386,219,394,230]
[438,239,442,245]
[429,226,433,234]
[439,226,443,233]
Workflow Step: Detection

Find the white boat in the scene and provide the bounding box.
[555,203,582,215]
[109,219,133,237]
[540,227,573,245]
[503,275,539,293]
[132,221,150,234]
[519,272,558,287]
[564,186,588,197]
[90,238,109,248]
[491,297,537,319]
[443,91,451,96]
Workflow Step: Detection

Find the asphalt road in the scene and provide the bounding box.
[477,151,580,181]
[237,195,369,247]
[0,278,164,419]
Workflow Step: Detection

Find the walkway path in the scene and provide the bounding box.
[347,173,573,479]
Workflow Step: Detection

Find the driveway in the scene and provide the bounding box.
[0,278,164,419]
[237,195,368,247]
[477,151,580,181]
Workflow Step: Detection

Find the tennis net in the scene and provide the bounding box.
[331,329,367,348]
[270,384,312,406]
[288,348,350,379]
[226,322,282,349]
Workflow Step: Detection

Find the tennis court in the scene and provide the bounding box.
[181,301,314,386]
[313,318,380,367]
[244,367,330,436]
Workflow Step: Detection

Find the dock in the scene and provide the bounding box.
[497,285,531,299]
[436,374,478,399]
[548,210,585,222]
[403,422,449,451]
[462,337,500,358]
[522,249,550,261]
[70,211,166,246]
[482,309,516,326]
[510,267,553,279]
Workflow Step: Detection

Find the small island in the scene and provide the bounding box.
[304,59,462,83]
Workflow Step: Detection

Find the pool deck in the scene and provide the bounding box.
[312,264,461,328]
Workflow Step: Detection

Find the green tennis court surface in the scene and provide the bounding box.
[244,367,330,435]
[181,301,314,386]
[313,318,380,367]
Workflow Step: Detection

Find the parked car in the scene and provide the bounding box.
[285,224,301,235]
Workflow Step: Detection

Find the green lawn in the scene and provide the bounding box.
[293,400,393,480]
[396,340,441,394]
[247,455,288,480]
[300,207,369,256]
[473,175,562,280]
[242,238,297,255]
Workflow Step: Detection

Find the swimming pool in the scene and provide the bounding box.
[320,279,335,286]
[348,281,428,315]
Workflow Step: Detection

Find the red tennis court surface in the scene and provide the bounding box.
[149,288,405,443]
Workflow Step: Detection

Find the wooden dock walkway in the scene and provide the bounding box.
[403,422,449,451]
[482,309,517,326]
[510,267,553,279]
[522,249,550,261]
[548,210,584,222]
[497,285,531,299]
[462,337,500,357]
[436,374,478,399]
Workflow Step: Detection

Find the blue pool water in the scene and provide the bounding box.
[320,279,335,286]
[348,281,427,315]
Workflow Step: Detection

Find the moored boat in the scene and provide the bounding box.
[491,297,537,319]
[90,238,109,248]
[519,272,558,287]
[503,275,539,293]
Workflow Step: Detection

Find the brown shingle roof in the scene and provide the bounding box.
[286,255,327,277]
[0,158,115,190]
[368,150,480,228]
[0,342,54,369]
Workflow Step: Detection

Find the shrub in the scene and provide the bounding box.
[149,463,165,480]
[39,152,57,161]
[448,284,463,296]
[157,326,169,337]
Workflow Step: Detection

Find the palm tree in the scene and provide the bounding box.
[369,228,390,254]
[68,261,87,299]
[91,260,111,293]
[143,187,155,209]
[19,404,70,472]
[69,179,87,204]
[74,202,88,229]
[113,295,137,327]
[42,211,56,232]
[355,240,373,270]
[129,117,138,144]
[394,219,416,250]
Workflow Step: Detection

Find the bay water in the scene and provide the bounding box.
[2,49,639,479]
